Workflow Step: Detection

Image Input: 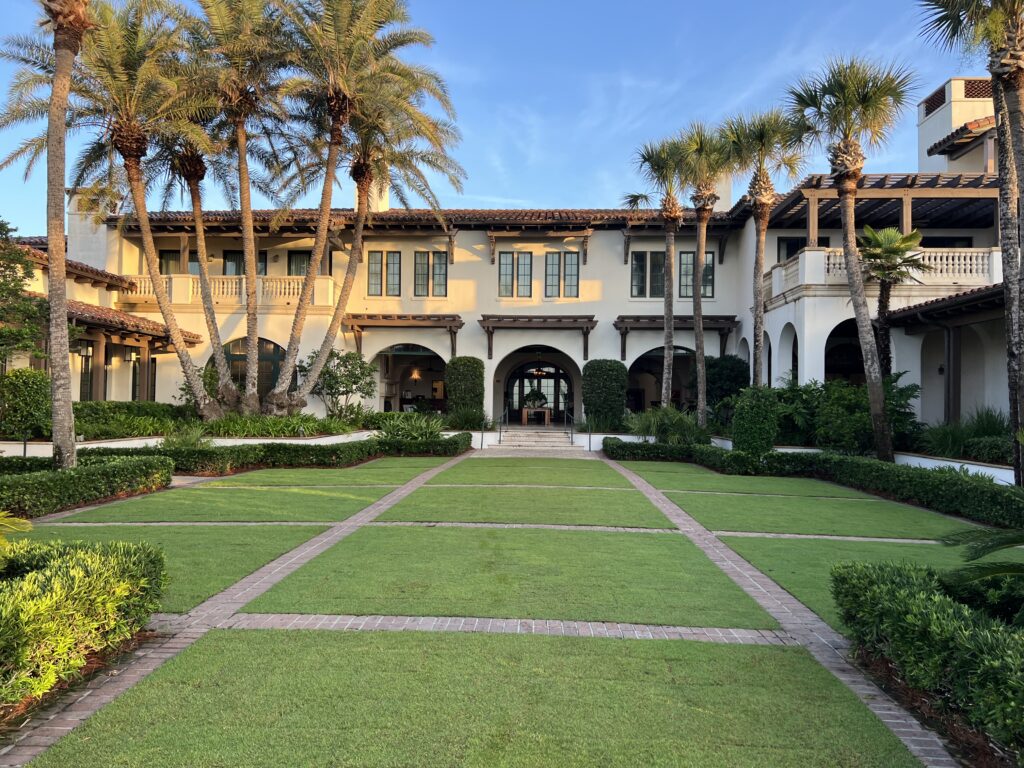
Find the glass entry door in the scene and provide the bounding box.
[505,362,572,425]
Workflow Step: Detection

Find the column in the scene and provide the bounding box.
[900,194,913,235]
[91,334,107,401]
[890,330,925,417]
[806,196,819,247]
[944,325,963,424]
[138,340,152,401]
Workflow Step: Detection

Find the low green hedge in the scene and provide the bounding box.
[0,457,173,518]
[0,540,166,706]
[72,401,189,421]
[0,457,54,476]
[602,437,1024,528]
[832,561,1024,758]
[81,434,472,475]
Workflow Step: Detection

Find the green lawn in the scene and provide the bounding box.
[245,526,776,628]
[670,492,973,539]
[378,486,671,528]
[20,525,326,612]
[620,461,869,498]
[723,536,1024,631]
[63,486,391,523]
[206,456,447,487]
[29,630,918,768]
[429,458,632,488]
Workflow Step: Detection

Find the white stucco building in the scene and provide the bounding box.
[10,76,1009,426]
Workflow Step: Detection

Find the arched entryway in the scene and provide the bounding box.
[217,337,289,399]
[494,345,582,425]
[626,346,693,411]
[778,323,798,383]
[372,343,447,413]
[824,319,865,383]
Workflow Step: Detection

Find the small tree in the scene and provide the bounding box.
[0,368,52,452]
[582,359,628,431]
[298,350,376,417]
[445,356,485,414]
[731,386,779,458]
[0,221,47,363]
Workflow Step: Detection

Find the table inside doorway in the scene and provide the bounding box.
[522,407,552,426]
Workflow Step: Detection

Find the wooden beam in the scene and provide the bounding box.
[622,228,632,265]
[901,194,913,234]
[447,229,458,264]
[806,195,819,247]
[488,234,496,265]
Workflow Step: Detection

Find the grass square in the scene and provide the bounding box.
[244,526,776,628]
[19,525,327,612]
[622,462,870,497]
[29,630,918,768]
[378,486,672,528]
[669,492,973,539]
[64,486,391,523]
[206,456,447,487]
[429,458,631,488]
[722,536,1024,631]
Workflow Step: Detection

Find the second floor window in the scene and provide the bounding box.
[517,251,532,297]
[287,250,331,277]
[368,251,383,295]
[368,251,402,296]
[545,252,560,297]
[679,251,715,298]
[498,251,532,297]
[544,251,580,298]
[223,250,268,276]
[158,250,200,276]
[385,251,401,296]
[630,251,666,298]
[432,252,448,297]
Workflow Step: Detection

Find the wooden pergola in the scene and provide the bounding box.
[343,313,465,357]
[612,315,740,361]
[477,314,598,360]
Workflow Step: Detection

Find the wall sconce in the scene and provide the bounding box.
[78,343,93,358]
[272,253,280,263]
[410,368,422,381]
[124,348,139,363]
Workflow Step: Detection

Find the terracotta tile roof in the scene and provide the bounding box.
[887,283,1004,324]
[15,235,55,251]
[18,243,135,291]
[927,116,996,157]
[27,291,202,343]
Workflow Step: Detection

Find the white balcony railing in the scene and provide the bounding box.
[122,275,334,307]
[123,275,171,298]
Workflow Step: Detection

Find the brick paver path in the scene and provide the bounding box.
[3,451,959,768]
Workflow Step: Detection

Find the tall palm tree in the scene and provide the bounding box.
[677,122,733,427]
[198,0,284,413]
[858,225,928,377]
[920,1,1024,483]
[723,110,804,386]
[40,0,93,468]
[267,0,452,414]
[75,0,222,419]
[788,57,915,462]
[623,139,685,410]
[295,87,464,399]
[942,526,1024,588]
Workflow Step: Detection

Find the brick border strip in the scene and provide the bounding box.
[602,456,958,768]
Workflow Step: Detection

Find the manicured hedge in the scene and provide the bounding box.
[581,359,628,431]
[445,357,485,413]
[72,401,189,421]
[730,387,778,458]
[0,457,54,476]
[82,434,472,475]
[832,561,1024,758]
[0,456,173,518]
[602,437,1024,528]
[0,540,166,706]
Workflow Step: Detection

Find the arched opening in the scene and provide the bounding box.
[778,323,798,383]
[626,346,694,411]
[763,332,772,386]
[372,343,447,413]
[217,337,290,399]
[824,319,866,383]
[736,337,750,363]
[494,345,581,426]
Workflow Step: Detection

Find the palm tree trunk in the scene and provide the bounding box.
[46,34,77,468]
[662,222,676,408]
[234,120,260,414]
[876,279,893,378]
[298,178,369,399]
[187,177,235,408]
[693,209,711,427]
[993,75,1023,484]
[838,176,893,461]
[124,157,221,420]
[269,117,345,413]
[751,206,769,386]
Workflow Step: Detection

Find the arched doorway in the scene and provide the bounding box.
[824,319,865,383]
[494,345,581,425]
[372,343,447,413]
[778,323,798,383]
[626,346,693,411]
[218,337,289,399]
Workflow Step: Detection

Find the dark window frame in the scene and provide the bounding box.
[432,251,448,297]
[516,252,533,297]
[367,251,383,296]
[414,251,430,297]
[563,251,579,298]
[498,252,514,297]
[679,251,716,298]
[630,251,647,298]
[385,251,402,296]
[545,252,561,298]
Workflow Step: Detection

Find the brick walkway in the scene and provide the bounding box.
[5,451,959,768]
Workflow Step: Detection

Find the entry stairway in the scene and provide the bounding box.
[496,427,584,452]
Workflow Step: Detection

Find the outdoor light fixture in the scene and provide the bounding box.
[124,348,139,363]
[410,368,422,381]
[78,343,93,358]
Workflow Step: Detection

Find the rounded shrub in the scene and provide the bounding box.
[445,356,485,414]
[582,359,628,432]
[0,368,51,441]
[731,386,778,458]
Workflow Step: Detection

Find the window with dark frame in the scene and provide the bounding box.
[679,251,715,298]
[385,251,401,296]
[414,251,430,296]
[563,251,579,298]
[545,252,560,297]
[630,251,665,298]
[367,251,383,296]
[630,251,647,297]
[776,236,831,263]
[432,252,447,297]
[516,252,532,297]
[498,252,514,296]
[222,250,268,276]
[79,343,93,401]
[648,251,665,298]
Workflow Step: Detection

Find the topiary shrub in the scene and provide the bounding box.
[730,386,778,458]
[445,357,485,414]
[0,368,51,442]
[582,359,627,431]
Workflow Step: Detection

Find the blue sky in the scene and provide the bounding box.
[0,0,984,235]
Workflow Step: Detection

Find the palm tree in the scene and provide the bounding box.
[267,0,452,414]
[197,0,284,413]
[677,122,733,427]
[787,57,915,462]
[40,0,93,468]
[623,139,685,410]
[75,0,222,419]
[295,86,464,400]
[723,110,803,386]
[858,225,927,377]
[920,1,1024,483]
[942,526,1024,587]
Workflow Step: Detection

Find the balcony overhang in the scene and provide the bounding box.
[612,314,739,360]
[478,314,597,360]
[344,313,465,357]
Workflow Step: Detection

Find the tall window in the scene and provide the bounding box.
[386,251,401,296]
[630,251,665,297]
[223,250,267,276]
[78,342,93,401]
[516,252,532,297]
[367,251,383,296]
[498,252,514,297]
[545,252,561,297]
[563,251,579,298]
[432,252,447,297]
[498,251,533,297]
[158,250,180,275]
[679,251,715,298]
[414,252,430,296]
